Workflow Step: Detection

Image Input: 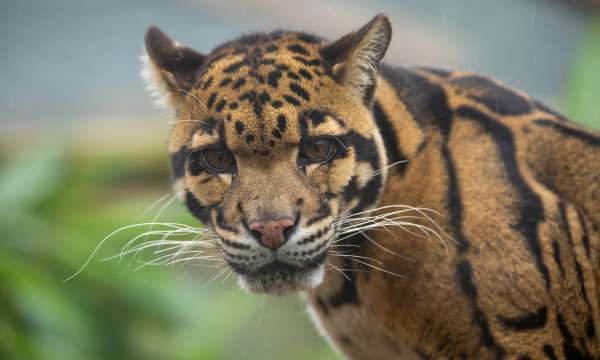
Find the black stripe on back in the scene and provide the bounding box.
[534,119,600,147]
[456,260,506,358]
[456,106,550,288]
[380,64,452,130]
[496,306,548,331]
[556,313,591,359]
[559,203,592,312]
[450,75,532,116]
[543,345,558,360]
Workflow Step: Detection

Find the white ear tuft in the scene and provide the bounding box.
[140,51,177,110]
[141,26,206,110]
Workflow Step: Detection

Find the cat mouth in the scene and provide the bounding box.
[232,257,327,295]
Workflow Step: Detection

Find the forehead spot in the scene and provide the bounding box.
[219,77,232,87]
[202,76,213,90]
[298,69,313,80]
[287,71,300,81]
[289,83,310,101]
[207,92,217,109]
[287,44,310,56]
[232,78,246,90]
[283,95,300,106]
[268,70,283,88]
[215,99,227,112]
[258,91,271,104]
[235,121,245,134]
[277,114,287,132]
[223,59,250,73]
[292,56,322,67]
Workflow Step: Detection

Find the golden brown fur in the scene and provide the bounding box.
[142,14,600,359]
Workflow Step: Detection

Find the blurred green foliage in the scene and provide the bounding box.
[1,16,599,360]
[0,146,339,360]
[564,17,600,128]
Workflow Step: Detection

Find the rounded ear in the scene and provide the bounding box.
[141,26,206,109]
[320,14,392,103]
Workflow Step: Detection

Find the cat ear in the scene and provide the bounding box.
[141,26,206,109]
[320,14,392,103]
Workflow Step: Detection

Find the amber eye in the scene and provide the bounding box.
[299,138,338,165]
[198,149,236,173]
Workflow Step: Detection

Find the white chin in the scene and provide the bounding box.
[237,265,325,296]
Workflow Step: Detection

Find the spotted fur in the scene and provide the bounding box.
[142,14,600,359]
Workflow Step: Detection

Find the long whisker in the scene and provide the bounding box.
[330,254,404,278]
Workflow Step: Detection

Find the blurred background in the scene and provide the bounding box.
[1,0,599,359]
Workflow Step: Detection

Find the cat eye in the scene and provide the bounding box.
[197,149,236,174]
[299,138,338,165]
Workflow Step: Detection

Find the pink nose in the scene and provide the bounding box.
[248,217,295,250]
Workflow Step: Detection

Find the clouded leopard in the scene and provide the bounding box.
[141,14,600,359]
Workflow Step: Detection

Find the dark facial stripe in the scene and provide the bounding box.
[184,191,209,223]
[457,106,550,288]
[220,237,251,250]
[215,207,238,234]
[305,202,331,226]
[496,306,548,331]
[372,101,407,175]
[170,146,189,179]
[534,119,600,147]
[456,260,506,357]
